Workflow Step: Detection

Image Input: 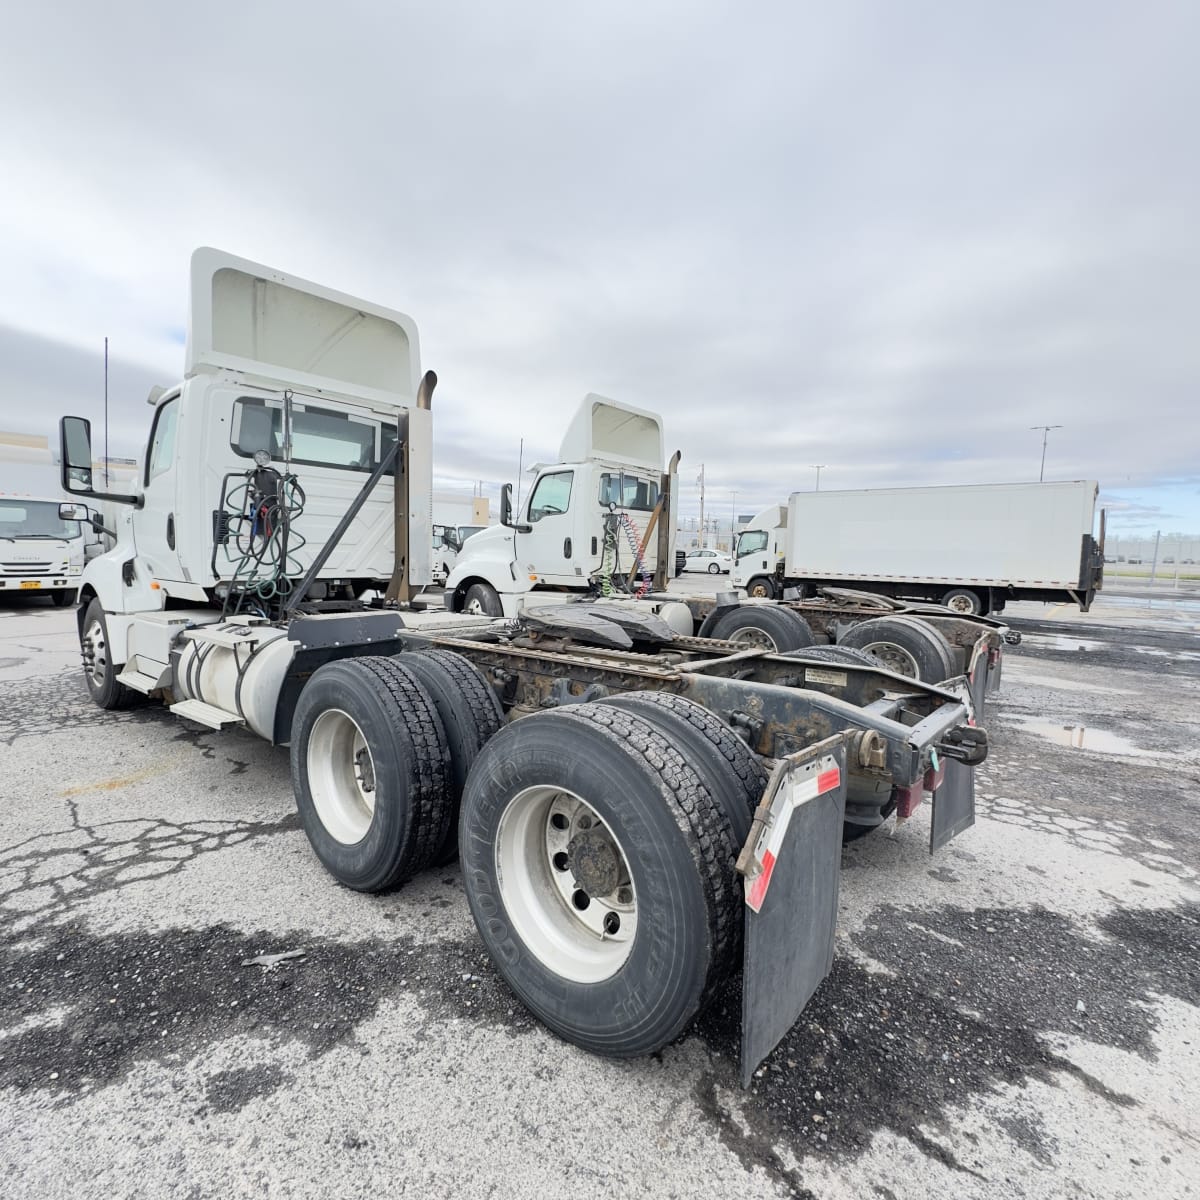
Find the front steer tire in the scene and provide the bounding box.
[459,702,740,1057]
[290,656,452,892]
[80,597,134,710]
[462,582,503,617]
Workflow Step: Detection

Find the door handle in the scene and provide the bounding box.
[166,513,175,550]
[563,537,572,558]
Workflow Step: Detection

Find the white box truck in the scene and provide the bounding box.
[733,481,1104,616]
[0,492,91,605]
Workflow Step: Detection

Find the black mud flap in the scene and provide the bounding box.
[930,756,975,852]
[737,737,848,1088]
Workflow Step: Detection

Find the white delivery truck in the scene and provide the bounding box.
[733,482,1105,616]
[0,492,89,605]
[57,247,990,1084]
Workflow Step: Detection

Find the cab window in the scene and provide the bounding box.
[598,471,658,511]
[527,471,573,522]
[231,396,396,472]
[146,398,179,484]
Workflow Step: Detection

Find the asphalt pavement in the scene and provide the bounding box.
[1,591,1197,1199]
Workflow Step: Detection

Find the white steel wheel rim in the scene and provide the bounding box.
[495,786,637,984]
[708,563,720,574]
[307,709,377,845]
[728,626,778,652]
[861,640,919,678]
[946,594,975,614]
[83,618,108,686]
[465,596,487,615]
[749,582,770,598]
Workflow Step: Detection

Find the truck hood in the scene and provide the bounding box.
[453,522,511,567]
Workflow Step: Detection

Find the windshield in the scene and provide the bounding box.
[736,529,769,558]
[0,499,81,540]
[458,525,486,543]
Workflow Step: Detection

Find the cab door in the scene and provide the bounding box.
[516,470,578,587]
[131,396,184,582]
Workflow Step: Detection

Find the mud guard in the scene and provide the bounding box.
[737,736,848,1087]
[930,756,975,852]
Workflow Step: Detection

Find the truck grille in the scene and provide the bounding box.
[2,561,53,575]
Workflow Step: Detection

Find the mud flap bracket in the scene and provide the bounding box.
[737,735,848,1087]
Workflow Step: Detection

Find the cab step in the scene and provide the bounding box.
[114,668,166,694]
[169,699,243,730]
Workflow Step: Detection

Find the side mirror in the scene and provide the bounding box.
[58,415,141,506]
[59,502,89,522]
[60,417,94,495]
[500,483,531,533]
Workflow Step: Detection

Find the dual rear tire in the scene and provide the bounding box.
[460,699,757,1056]
[290,657,784,1056]
[290,650,502,890]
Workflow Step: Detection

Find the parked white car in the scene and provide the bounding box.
[683,548,732,574]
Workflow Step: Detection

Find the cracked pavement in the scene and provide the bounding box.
[1,593,1198,1199]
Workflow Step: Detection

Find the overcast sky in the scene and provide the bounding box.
[1,1,1196,532]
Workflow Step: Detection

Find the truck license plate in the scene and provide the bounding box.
[20,580,39,590]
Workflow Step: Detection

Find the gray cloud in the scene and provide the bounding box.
[0,1,1197,531]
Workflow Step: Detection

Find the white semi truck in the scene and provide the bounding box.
[59,247,990,1084]
[733,483,1105,616]
[444,395,677,618]
[444,406,1013,699]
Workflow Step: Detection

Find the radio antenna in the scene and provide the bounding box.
[104,336,110,487]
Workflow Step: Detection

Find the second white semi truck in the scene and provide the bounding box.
[734,482,1105,616]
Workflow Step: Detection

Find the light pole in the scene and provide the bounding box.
[810,464,825,492]
[1030,425,1062,482]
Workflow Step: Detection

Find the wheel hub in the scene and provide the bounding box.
[729,626,777,651]
[567,828,622,897]
[494,786,638,983]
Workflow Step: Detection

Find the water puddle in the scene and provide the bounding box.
[998,666,1137,696]
[1021,634,1108,653]
[1131,646,1200,663]
[1007,716,1157,757]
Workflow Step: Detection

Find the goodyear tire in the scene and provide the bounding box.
[397,649,505,865]
[291,657,452,891]
[599,692,766,842]
[459,703,740,1057]
[708,604,815,653]
[839,616,955,682]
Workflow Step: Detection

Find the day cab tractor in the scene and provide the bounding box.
[58,248,988,1084]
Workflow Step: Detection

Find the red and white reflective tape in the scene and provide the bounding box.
[744,758,841,914]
